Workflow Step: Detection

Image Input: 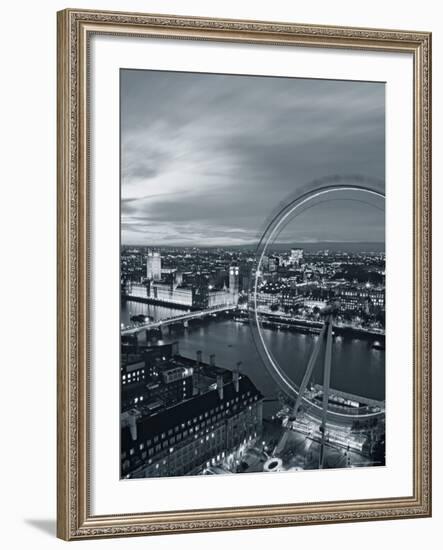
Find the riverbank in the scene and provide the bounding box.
[122,301,386,405]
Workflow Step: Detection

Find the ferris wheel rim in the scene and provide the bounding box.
[249,178,386,419]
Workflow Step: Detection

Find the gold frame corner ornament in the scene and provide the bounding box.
[57,8,432,541]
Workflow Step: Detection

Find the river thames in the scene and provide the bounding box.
[121,300,385,416]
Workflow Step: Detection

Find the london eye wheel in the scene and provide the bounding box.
[248,176,386,468]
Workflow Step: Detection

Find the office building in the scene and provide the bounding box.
[121,373,263,478]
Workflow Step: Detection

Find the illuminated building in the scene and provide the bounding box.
[254,291,280,308]
[150,282,194,307]
[125,282,235,309]
[207,289,234,307]
[121,342,193,412]
[127,282,149,299]
[121,341,179,380]
[121,365,194,412]
[175,271,183,286]
[121,373,263,478]
[280,288,303,309]
[121,361,146,388]
[290,248,304,266]
[334,284,385,312]
[146,251,162,280]
[303,299,327,311]
[229,266,239,304]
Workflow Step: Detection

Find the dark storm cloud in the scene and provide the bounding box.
[121,69,385,246]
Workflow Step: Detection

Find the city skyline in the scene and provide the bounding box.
[122,241,386,252]
[120,69,385,480]
[121,70,385,246]
[121,244,386,478]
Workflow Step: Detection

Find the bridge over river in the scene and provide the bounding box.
[121,304,238,336]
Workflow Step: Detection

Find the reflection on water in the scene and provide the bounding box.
[121,301,185,324]
[121,301,385,409]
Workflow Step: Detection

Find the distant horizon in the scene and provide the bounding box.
[122,240,385,252]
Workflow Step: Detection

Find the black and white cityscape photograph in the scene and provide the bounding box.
[120,69,386,480]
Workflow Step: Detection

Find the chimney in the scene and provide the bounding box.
[209,354,216,368]
[129,414,138,441]
[216,374,224,400]
[233,361,241,393]
[196,350,202,366]
[121,410,141,441]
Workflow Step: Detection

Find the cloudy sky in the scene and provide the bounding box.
[121,69,385,246]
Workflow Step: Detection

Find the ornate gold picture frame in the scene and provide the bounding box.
[57,8,431,540]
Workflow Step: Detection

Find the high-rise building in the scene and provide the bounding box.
[290,248,304,266]
[146,251,161,280]
[229,266,239,301]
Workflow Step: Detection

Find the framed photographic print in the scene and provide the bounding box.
[57,8,432,540]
